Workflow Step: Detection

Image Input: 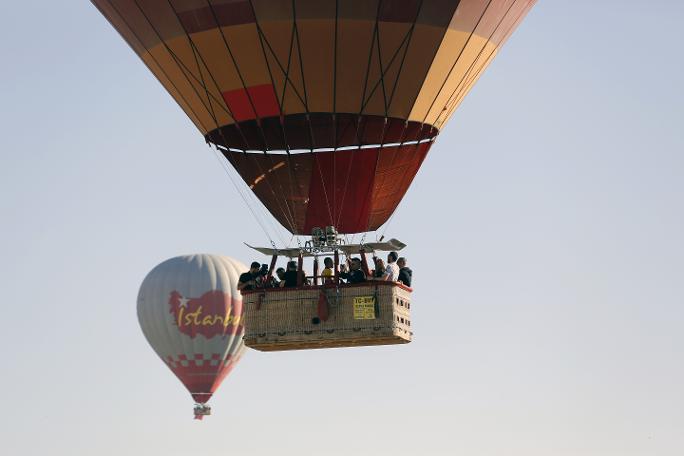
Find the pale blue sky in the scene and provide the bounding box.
[1,1,683,455]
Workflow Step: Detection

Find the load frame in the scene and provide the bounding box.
[242,233,412,351]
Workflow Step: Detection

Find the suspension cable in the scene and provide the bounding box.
[438,3,528,127]
[192,0,300,235]
[247,0,302,231]
[291,0,336,229]
[333,0,339,221]
[365,0,425,234]
[130,0,293,243]
[419,0,495,127]
[102,0,210,134]
[335,0,383,230]
[211,146,280,245]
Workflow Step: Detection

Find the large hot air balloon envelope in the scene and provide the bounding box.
[137,254,246,418]
[93,0,535,234]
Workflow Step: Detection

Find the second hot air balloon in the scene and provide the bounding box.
[137,254,246,419]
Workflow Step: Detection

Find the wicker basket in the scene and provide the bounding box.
[242,282,412,351]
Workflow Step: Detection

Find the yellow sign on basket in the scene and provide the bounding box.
[353,296,376,320]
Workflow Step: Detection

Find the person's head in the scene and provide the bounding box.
[387,251,398,263]
[397,257,406,268]
[287,260,297,271]
[350,258,362,270]
[324,257,333,268]
[249,261,261,274]
[276,267,285,279]
[375,258,385,268]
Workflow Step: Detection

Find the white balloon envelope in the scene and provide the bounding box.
[137,254,247,419]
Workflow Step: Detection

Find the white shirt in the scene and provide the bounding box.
[384,262,400,282]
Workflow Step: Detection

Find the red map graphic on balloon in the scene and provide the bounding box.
[168,290,242,339]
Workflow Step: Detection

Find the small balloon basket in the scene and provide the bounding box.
[193,403,211,420]
[242,282,412,351]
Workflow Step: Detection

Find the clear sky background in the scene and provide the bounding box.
[1,1,683,455]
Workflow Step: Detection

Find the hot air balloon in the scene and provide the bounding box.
[95,1,537,352]
[137,254,246,418]
[92,0,536,235]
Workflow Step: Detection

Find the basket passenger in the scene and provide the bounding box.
[300,268,311,286]
[279,261,310,287]
[280,261,299,288]
[321,257,334,284]
[275,267,286,285]
[340,258,367,284]
[383,251,400,282]
[238,261,262,291]
[372,257,387,280]
[262,265,281,288]
[397,257,412,287]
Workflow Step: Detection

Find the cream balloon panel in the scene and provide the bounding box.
[408,31,496,125]
[140,52,212,134]
[137,21,498,132]
[431,0,535,129]
[433,48,498,130]
[134,5,532,136]
[141,36,237,131]
[97,0,535,138]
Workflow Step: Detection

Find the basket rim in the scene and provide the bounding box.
[241,281,412,296]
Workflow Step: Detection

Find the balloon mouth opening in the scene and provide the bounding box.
[191,392,213,402]
[205,113,439,153]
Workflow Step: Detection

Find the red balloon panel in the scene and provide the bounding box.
[223,142,431,234]
[164,353,240,404]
